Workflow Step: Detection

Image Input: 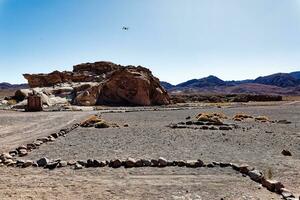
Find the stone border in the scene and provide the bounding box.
[0,156,298,200]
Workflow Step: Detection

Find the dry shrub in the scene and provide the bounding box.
[80,115,119,128]
[265,167,273,180]
[233,113,253,121]
[196,112,227,124]
[7,99,17,105]
[255,116,270,122]
[80,115,102,127]
[94,121,110,128]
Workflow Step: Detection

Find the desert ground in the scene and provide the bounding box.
[0,101,299,200]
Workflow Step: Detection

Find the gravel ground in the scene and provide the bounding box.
[1,102,300,199]
[0,110,97,152]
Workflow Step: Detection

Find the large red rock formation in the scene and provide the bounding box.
[23,62,170,106]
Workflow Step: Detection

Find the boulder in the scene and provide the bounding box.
[98,67,170,106]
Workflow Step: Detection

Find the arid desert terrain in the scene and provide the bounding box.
[0,101,299,200]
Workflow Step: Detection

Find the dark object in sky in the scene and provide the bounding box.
[122,26,129,31]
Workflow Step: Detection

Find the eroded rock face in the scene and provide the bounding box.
[23,71,103,88]
[98,66,170,106]
[73,61,122,75]
[22,62,170,106]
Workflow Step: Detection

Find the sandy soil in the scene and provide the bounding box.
[0,102,299,199]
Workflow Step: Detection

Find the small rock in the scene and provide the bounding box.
[151,159,159,167]
[17,145,27,150]
[185,160,203,168]
[67,160,77,166]
[22,160,33,168]
[51,133,59,138]
[123,123,129,127]
[281,149,292,156]
[9,150,18,157]
[58,161,68,168]
[193,121,204,125]
[124,158,136,168]
[5,159,16,166]
[201,125,209,130]
[37,137,49,143]
[92,159,101,167]
[219,126,232,130]
[280,188,294,198]
[34,140,43,146]
[86,159,94,167]
[239,164,253,174]
[185,116,191,120]
[36,157,50,167]
[74,163,83,170]
[277,120,292,124]
[16,159,25,167]
[185,121,193,125]
[135,159,144,167]
[109,159,122,168]
[261,178,284,192]
[212,161,220,166]
[0,153,13,160]
[18,149,28,157]
[158,157,168,167]
[207,163,214,168]
[77,160,87,167]
[141,159,152,167]
[248,169,263,182]
[26,143,36,150]
[48,136,56,142]
[209,126,218,130]
[176,160,186,167]
[231,163,240,171]
[219,162,231,168]
[45,162,59,170]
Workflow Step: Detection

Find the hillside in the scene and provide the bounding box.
[162,71,300,96]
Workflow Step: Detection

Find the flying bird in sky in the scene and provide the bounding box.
[122,26,129,31]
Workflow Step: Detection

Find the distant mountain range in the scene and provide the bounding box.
[0,82,28,90]
[161,71,300,96]
[1,71,300,96]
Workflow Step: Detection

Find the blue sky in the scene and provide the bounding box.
[0,0,300,84]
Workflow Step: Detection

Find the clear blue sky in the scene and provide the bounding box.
[0,0,300,84]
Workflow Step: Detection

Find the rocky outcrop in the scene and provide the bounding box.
[73,61,122,75]
[98,66,170,106]
[22,62,170,106]
[23,71,104,88]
